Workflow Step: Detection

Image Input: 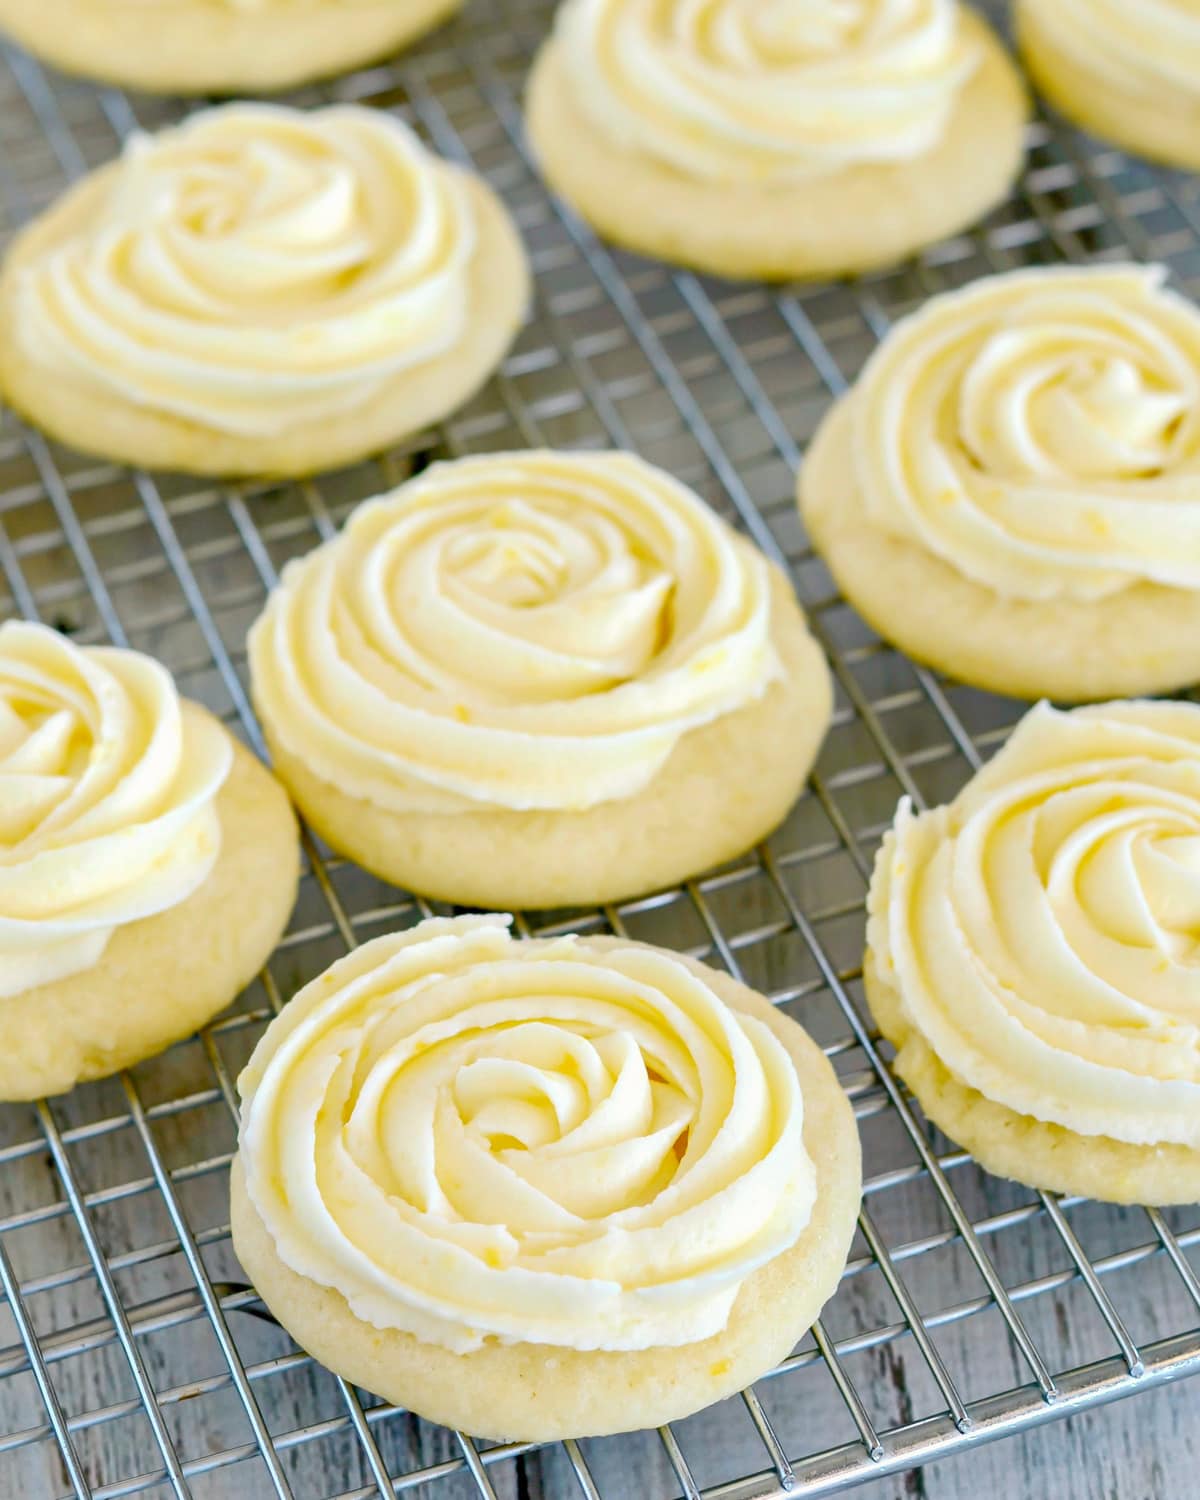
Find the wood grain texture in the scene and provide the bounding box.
[0,880,1195,1500]
[0,0,1198,1496]
[851,1382,1200,1500]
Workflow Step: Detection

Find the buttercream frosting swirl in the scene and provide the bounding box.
[852,265,1200,602]
[555,0,981,181]
[869,700,1200,1149]
[14,104,477,437]
[1022,0,1200,102]
[0,621,231,998]
[237,915,815,1353]
[248,450,781,813]
[129,2,385,7]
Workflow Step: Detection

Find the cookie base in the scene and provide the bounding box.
[864,950,1200,1206]
[0,0,462,95]
[0,707,299,1101]
[230,943,861,1441]
[257,570,832,910]
[525,11,1027,282]
[799,398,1200,701]
[0,173,529,479]
[1018,1,1200,172]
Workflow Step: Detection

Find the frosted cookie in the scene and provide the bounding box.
[0,622,299,1101]
[801,265,1200,701]
[0,105,529,479]
[248,449,832,909]
[231,915,861,1438]
[526,0,1027,281]
[0,0,462,95]
[1018,0,1200,170]
[865,700,1200,1205]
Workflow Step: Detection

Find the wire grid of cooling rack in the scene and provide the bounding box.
[0,2,1198,1498]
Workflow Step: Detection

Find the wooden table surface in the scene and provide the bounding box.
[0,0,1197,1493]
[855,1379,1197,1500]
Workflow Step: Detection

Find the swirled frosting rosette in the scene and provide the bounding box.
[556,0,982,182]
[250,450,782,814]
[236,915,819,1353]
[231,917,861,1437]
[800,264,1200,699]
[526,0,1025,279]
[248,449,832,908]
[0,622,298,1101]
[1018,0,1200,170]
[866,700,1200,1202]
[0,621,231,998]
[0,0,463,96]
[15,105,474,436]
[0,104,527,475]
[853,265,1200,602]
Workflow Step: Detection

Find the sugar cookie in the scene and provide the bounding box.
[249,450,832,908]
[1018,0,1200,171]
[526,0,1027,280]
[0,621,298,1100]
[0,0,462,95]
[231,915,862,1438]
[866,699,1200,1206]
[801,265,1200,700]
[0,105,529,479]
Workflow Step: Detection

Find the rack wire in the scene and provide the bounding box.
[0,1,1198,1496]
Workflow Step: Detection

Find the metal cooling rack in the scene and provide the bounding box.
[0,1,1198,1496]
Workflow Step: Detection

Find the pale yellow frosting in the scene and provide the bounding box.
[555,0,981,182]
[1023,0,1200,102]
[237,915,815,1353]
[13,104,477,438]
[248,450,781,813]
[852,265,1200,602]
[0,621,231,997]
[869,700,1200,1149]
[113,1,372,7]
[121,1,380,7]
